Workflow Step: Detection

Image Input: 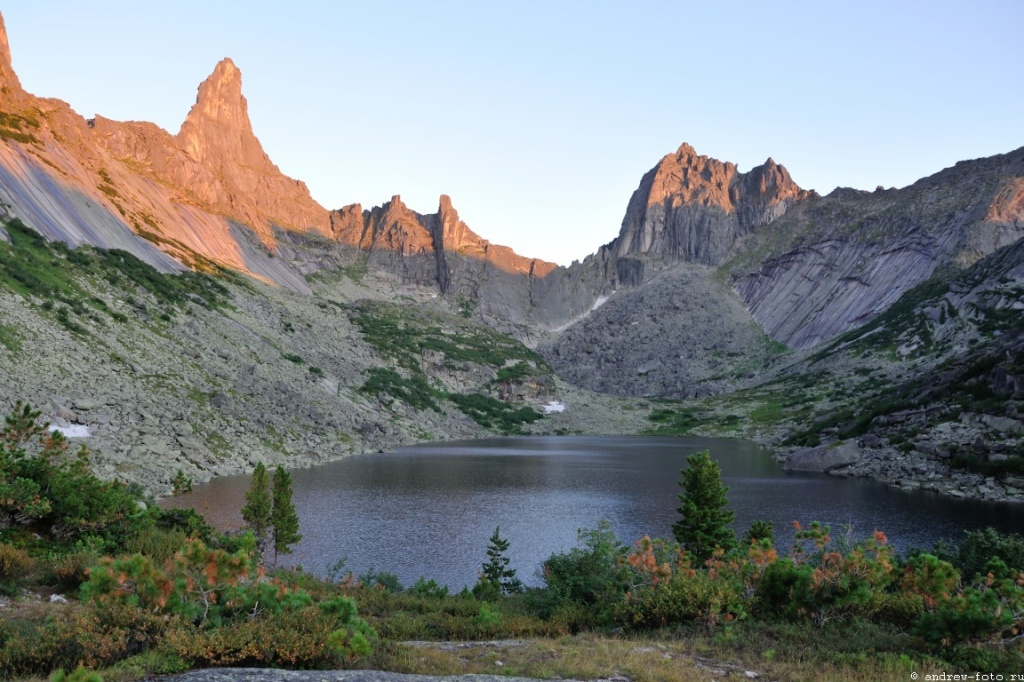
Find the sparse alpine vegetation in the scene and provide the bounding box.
[350,302,546,433]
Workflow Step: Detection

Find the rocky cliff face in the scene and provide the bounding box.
[731,147,1024,349]
[540,143,1024,398]
[0,19,330,286]
[96,58,331,242]
[605,143,810,268]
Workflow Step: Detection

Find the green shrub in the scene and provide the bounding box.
[358,568,403,593]
[0,543,33,595]
[159,607,371,668]
[119,527,188,564]
[47,550,99,593]
[541,521,629,626]
[448,392,542,433]
[408,577,449,599]
[0,601,167,678]
[360,368,440,412]
[49,665,103,682]
[914,560,1024,645]
[934,527,1024,579]
[0,401,141,542]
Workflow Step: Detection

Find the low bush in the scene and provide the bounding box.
[160,606,371,669]
[540,521,629,627]
[0,543,34,595]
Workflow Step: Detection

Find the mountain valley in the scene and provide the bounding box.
[0,11,1021,502]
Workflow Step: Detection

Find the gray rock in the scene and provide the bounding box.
[785,440,862,472]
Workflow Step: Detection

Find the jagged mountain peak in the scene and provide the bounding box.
[0,12,21,92]
[177,58,263,167]
[184,58,245,128]
[610,143,809,265]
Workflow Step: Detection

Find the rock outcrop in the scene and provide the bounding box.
[0,12,20,93]
[607,143,810,267]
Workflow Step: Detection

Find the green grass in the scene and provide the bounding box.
[0,324,21,353]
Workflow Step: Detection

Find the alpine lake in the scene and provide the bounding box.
[164,436,1024,589]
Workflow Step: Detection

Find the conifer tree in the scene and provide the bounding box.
[241,462,271,554]
[481,526,523,595]
[271,465,302,564]
[672,450,736,562]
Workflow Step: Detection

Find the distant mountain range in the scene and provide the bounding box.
[1,11,1021,501]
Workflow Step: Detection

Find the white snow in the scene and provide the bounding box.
[49,424,91,438]
[542,401,566,414]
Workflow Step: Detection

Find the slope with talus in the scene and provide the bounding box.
[0,217,650,495]
[539,265,777,398]
[729,147,1024,349]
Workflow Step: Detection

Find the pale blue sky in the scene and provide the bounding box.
[5,2,1022,265]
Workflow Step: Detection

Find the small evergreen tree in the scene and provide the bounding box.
[271,465,302,564]
[743,519,776,546]
[479,526,523,595]
[241,462,271,554]
[171,469,193,496]
[672,450,736,562]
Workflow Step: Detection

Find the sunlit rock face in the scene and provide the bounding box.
[609,143,810,265]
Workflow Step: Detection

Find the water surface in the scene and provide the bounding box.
[166,436,1024,589]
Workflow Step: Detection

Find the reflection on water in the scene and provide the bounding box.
[165,436,1024,589]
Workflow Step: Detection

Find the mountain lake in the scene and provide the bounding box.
[164,436,1024,589]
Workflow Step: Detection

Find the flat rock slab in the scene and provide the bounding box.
[158,670,627,682]
[784,440,861,472]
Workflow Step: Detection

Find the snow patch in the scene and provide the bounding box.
[590,295,610,312]
[50,424,91,438]
[542,401,566,414]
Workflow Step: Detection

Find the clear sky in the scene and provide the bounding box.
[4,2,1022,265]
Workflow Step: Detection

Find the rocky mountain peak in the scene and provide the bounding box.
[0,12,22,92]
[178,58,265,169]
[186,59,245,125]
[608,143,808,265]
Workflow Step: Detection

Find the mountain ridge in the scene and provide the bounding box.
[1,12,1023,502]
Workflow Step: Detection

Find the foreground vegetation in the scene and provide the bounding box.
[1,405,1022,681]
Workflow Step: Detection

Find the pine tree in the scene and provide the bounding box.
[271,465,302,565]
[480,526,523,595]
[241,462,271,554]
[672,450,736,562]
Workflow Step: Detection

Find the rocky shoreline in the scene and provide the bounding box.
[780,438,1024,504]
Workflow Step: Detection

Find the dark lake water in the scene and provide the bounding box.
[164,436,1024,589]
